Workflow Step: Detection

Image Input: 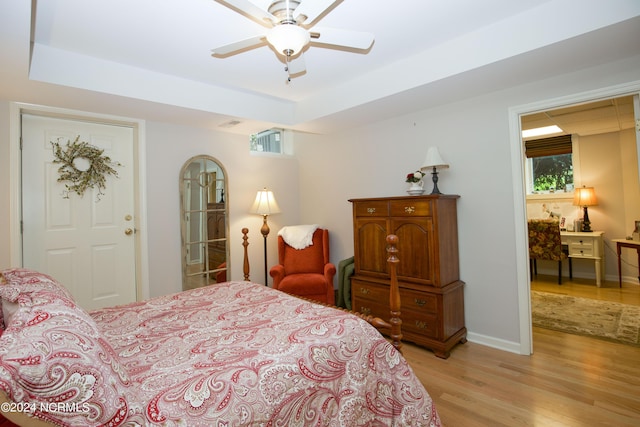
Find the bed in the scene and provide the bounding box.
[0,231,441,426]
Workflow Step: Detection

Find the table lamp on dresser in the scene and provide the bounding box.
[421,147,449,194]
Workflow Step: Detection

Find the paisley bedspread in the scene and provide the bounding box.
[0,269,441,426]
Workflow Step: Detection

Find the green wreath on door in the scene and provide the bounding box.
[50,136,121,201]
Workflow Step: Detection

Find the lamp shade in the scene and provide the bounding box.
[266,24,309,57]
[421,147,449,170]
[573,186,597,207]
[250,188,281,215]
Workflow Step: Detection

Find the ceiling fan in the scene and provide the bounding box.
[211,0,374,79]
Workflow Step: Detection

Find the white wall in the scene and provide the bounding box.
[294,54,640,351]
[295,97,525,350]
[144,122,300,296]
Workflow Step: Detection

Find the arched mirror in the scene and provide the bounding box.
[180,156,229,290]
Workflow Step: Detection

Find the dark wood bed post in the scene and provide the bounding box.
[386,234,402,352]
[242,228,250,281]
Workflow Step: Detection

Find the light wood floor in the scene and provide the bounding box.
[402,275,640,426]
[531,275,640,306]
[184,263,218,290]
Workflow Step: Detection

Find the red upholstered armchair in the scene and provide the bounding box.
[269,228,336,305]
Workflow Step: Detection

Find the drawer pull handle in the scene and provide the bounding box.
[404,206,415,214]
[367,208,376,214]
[415,320,428,329]
[360,307,371,315]
[414,298,427,307]
[360,288,370,295]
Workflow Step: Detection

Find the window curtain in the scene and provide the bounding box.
[525,135,572,158]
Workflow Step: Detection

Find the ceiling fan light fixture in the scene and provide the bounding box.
[266,24,309,57]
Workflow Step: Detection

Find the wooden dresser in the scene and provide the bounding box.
[349,195,466,358]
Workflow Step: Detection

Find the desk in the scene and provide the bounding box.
[560,231,604,286]
[611,238,640,287]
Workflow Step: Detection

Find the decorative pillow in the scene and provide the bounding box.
[0,273,131,426]
[0,269,75,304]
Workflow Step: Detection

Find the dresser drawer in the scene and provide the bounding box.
[354,201,389,217]
[403,310,439,338]
[390,200,431,216]
[352,280,439,313]
[401,289,438,313]
[351,279,389,301]
[352,296,388,319]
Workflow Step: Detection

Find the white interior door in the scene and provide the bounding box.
[21,114,137,310]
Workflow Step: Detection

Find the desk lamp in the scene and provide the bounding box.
[573,186,597,232]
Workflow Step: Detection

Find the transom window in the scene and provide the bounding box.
[250,129,283,154]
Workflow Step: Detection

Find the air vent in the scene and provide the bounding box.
[219,120,242,128]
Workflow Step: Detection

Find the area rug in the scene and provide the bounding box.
[531,290,640,347]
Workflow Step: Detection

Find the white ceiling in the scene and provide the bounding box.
[1,1,640,135]
[522,95,636,138]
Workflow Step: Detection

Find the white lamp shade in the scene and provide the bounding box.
[250,188,281,215]
[266,24,309,57]
[421,147,449,170]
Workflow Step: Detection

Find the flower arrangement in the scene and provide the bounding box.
[405,171,424,183]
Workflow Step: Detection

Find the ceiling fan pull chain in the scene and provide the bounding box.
[285,55,292,84]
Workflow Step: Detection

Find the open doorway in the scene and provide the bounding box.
[521,95,640,348]
[510,83,640,354]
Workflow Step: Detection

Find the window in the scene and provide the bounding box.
[250,129,282,154]
[525,135,574,194]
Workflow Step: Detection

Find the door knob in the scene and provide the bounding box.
[124,228,134,236]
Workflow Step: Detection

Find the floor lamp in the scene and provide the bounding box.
[250,188,281,285]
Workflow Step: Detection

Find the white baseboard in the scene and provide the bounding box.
[533,267,640,286]
[466,332,527,355]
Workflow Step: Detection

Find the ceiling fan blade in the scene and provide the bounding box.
[214,0,277,27]
[294,0,341,27]
[310,27,374,51]
[287,54,306,75]
[211,35,266,57]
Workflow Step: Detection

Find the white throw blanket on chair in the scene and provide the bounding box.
[278,224,320,250]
